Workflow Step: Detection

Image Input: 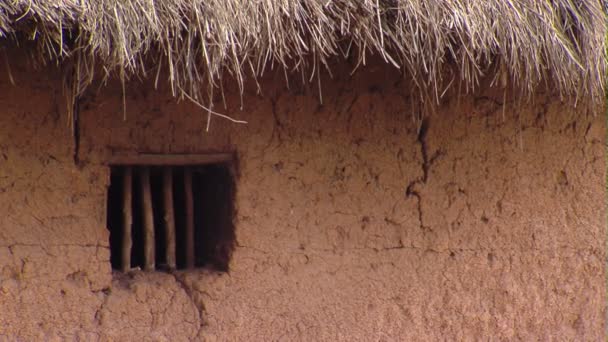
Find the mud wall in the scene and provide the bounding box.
[0,55,605,340]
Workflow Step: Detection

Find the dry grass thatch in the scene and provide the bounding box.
[0,0,605,108]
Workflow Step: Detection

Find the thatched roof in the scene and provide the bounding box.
[0,1,605,107]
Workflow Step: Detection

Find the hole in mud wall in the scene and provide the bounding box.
[106,162,236,272]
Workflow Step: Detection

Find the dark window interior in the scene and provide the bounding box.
[107,163,236,272]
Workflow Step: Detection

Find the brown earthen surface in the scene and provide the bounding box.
[0,55,605,340]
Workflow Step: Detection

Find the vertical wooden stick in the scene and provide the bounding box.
[184,168,195,269]
[121,167,132,273]
[140,167,155,271]
[163,167,176,270]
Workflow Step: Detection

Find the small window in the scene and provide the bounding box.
[106,154,236,272]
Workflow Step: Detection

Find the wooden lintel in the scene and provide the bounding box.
[108,153,233,166]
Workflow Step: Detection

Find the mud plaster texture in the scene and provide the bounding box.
[0,55,605,340]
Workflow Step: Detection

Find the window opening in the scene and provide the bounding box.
[107,156,236,272]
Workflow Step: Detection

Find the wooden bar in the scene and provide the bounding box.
[184,168,195,269]
[140,167,155,271]
[109,153,233,166]
[163,167,176,270]
[121,167,133,272]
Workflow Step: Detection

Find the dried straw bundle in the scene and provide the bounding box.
[0,0,605,107]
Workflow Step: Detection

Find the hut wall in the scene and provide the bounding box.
[0,57,605,340]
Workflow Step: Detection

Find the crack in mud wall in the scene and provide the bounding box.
[405,117,445,232]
